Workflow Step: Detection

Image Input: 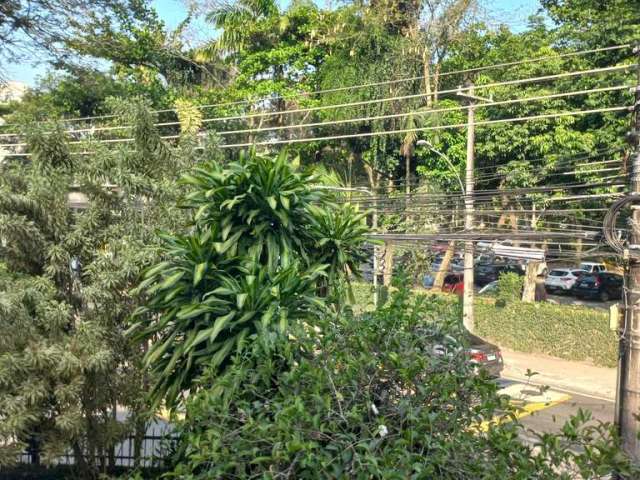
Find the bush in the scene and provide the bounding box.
[496,272,524,306]
[353,284,617,368]
[476,301,616,367]
[167,289,636,479]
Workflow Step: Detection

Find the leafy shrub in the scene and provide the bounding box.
[167,289,636,479]
[476,302,616,367]
[353,283,616,367]
[496,272,524,306]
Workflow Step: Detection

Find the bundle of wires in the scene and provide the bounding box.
[603,194,640,256]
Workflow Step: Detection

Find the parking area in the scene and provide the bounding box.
[546,292,616,310]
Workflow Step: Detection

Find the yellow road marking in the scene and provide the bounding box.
[476,384,572,432]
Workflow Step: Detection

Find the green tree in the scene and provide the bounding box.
[0,0,158,81]
[0,98,198,475]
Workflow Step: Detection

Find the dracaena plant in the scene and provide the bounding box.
[180,149,328,271]
[131,149,368,409]
[307,203,371,300]
[129,227,326,408]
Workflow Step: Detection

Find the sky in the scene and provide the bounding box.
[6,0,541,86]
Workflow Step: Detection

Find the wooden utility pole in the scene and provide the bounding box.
[617,46,640,461]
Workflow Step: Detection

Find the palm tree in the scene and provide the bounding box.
[200,0,280,57]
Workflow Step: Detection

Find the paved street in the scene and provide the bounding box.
[497,378,615,439]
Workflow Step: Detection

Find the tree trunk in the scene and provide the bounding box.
[26,434,40,465]
[383,242,394,287]
[405,151,411,196]
[497,193,508,228]
[133,416,145,468]
[522,261,539,303]
[73,442,94,479]
[433,63,441,103]
[433,241,455,290]
[510,210,519,247]
[108,403,116,469]
[576,237,583,266]
[347,152,354,189]
[422,49,433,107]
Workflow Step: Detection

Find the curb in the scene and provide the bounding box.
[501,372,615,402]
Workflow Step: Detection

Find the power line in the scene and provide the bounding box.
[335,180,626,203]
[162,65,638,125]
[218,105,631,149]
[4,105,630,159]
[2,81,632,147]
[5,106,631,157]
[0,43,630,129]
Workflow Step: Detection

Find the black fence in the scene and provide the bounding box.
[18,434,176,469]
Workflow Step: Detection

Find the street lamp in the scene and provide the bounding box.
[416,139,465,194]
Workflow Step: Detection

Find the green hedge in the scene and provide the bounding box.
[475,302,617,368]
[351,282,617,368]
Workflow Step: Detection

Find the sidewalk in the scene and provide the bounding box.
[501,348,617,401]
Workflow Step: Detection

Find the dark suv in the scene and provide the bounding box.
[573,272,623,302]
[474,263,524,286]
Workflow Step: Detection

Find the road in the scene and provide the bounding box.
[497,378,615,439]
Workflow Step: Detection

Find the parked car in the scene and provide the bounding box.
[431,332,504,377]
[467,334,504,377]
[544,269,586,294]
[474,262,524,286]
[579,262,607,274]
[442,273,464,296]
[573,272,623,301]
[478,280,498,296]
[423,257,463,288]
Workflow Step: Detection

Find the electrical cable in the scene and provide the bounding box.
[603,194,640,256]
[0,65,634,143]
[40,82,633,142]
[0,43,630,129]
[218,105,631,149]
[3,105,631,158]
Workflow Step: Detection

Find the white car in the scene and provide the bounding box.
[579,262,606,273]
[544,269,587,293]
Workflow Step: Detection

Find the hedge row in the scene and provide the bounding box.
[351,282,617,368]
[475,302,617,368]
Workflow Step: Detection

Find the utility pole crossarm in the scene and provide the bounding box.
[456,87,494,104]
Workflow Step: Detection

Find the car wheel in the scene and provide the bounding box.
[600,291,609,302]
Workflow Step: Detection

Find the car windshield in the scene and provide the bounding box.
[549,270,569,277]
